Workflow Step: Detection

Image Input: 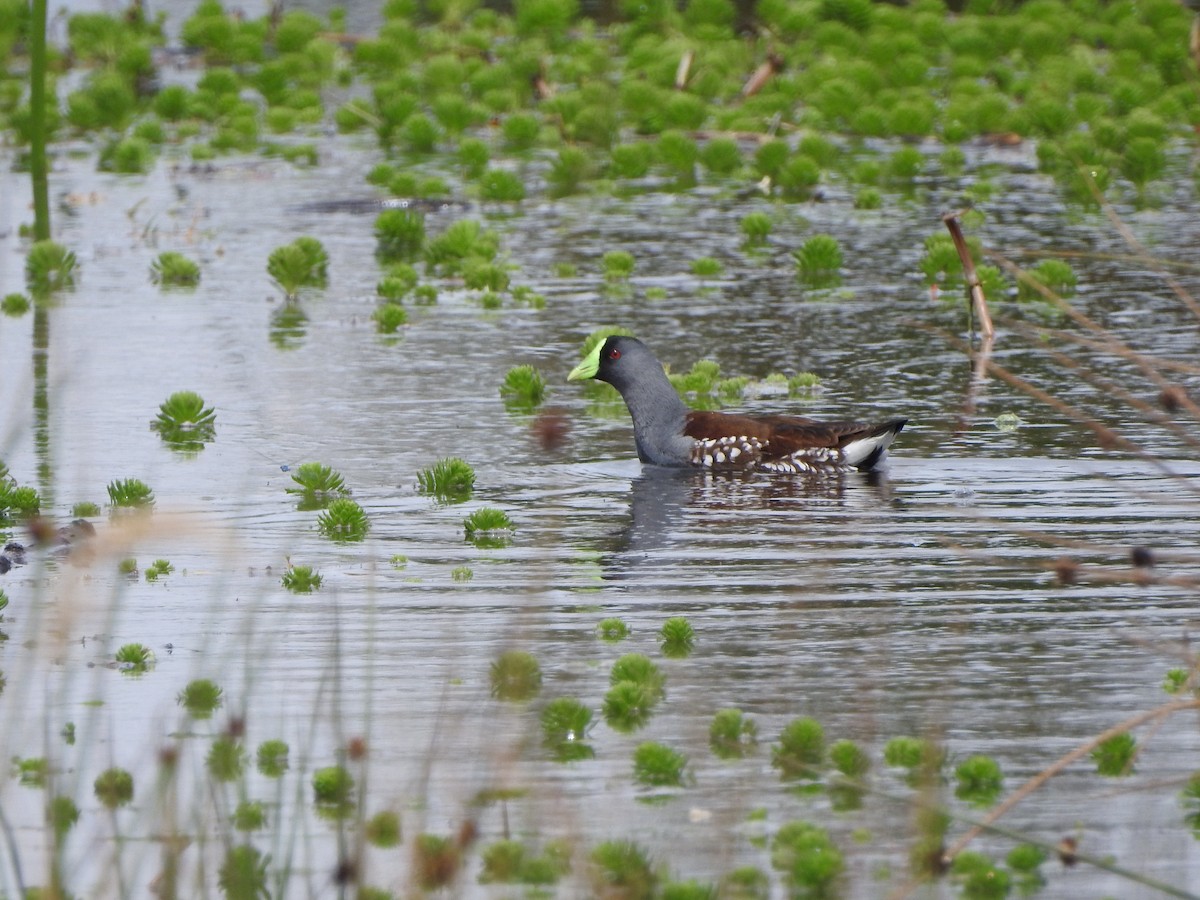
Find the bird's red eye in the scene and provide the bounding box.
[609,349,621,360]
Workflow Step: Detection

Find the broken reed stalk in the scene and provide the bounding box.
[741,54,783,98]
[29,0,50,240]
[942,209,993,339]
[674,50,693,90]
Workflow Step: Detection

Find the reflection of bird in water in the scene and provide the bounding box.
[568,336,906,475]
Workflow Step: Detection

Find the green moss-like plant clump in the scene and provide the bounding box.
[373,301,408,333]
[500,365,547,410]
[25,240,78,296]
[72,501,101,517]
[178,678,223,718]
[285,462,348,510]
[710,708,758,759]
[415,833,460,890]
[218,845,268,900]
[267,237,329,299]
[590,840,656,898]
[602,250,636,281]
[829,739,870,778]
[281,564,322,593]
[597,617,630,642]
[150,252,201,287]
[772,717,825,779]
[1019,258,1077,301]
[106,476,153,508]
[954,754,1004,805]
[151,390,216,450]
[771,821,843,895]
[417,457,476,502]
[794,234,843,287]
[232,800,266,831]
[93,768,134,809]
[115,642,154,675]
[256,739,290,778]
[317,498,370,541]
[1092,731,1136,777]
[365,810,402,848]
[540,697,593,760]
[207,737,247,782]
[740,212,772,244]
[313,765,355,805]
[633,741,689,787]
[464,507,515,546]
[659,616,695,658]
[490,650,542,701]
[2,293,30,316]
[375,208,426,261]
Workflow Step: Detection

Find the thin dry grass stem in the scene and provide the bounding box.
[934,327,1200,497]
[942,209,994,339]
[1072,162,1200,323]
[940,698,1200,868]
[1015,247,1200,275]
[1022,326,1200,377]
[674,50,693,89]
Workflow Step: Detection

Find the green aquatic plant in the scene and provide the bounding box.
[740,212,772,244]
[312,765,355,805]
[377,263,419,301]
[49,796,80,841]
[281,564,322,593]
[611,653,665,697]
[690,257,722,278]
[548,146,591,197]
[178,678,223,718]
[829,739,870,778]
[71,501,101,517]
[25,240,77,295]
[375,208,426,262]
[107,478,154,509]
[150,251,201,287]
[954,754,1004,805]
[93,768,134,809]
[151,390,216,449]
[99,135,155,173]
[479,168,526,202]
[117,558,138,577]
[115,642,154,675]
[709,708,758,759]
[232,800,266,831]
[365,810,402,847]
[951,851,1010,899]
[777,155,820,199]
[597,617,630,642]
[633,742,689,787]
[15,757,48,787]
[286,462,348,501]
[458,136,490,177]
[500,365,547,410]
[463,259,510,292]
[256,739,289,777]
[1092,731,1136,776]
[1019,258,1077,301]
[659,616,695,658]
[267,237,329,299]
[602,250,636,281]
[218,845,268,900]
[317,498,370,541]
[788,372,821,396]
[794,234,843,286]
[144,559,173,582]
[451,565,474,582]
[2,292,30,316]
[771,821,844,895]
[772,717,825,779]
[402,112,439,152]
[610,142,655,179]
[699,137,741,176]
[464,507,515,546]
[854,187,882,209]
[425,220,499,275]
[489,649,542,701]
[373,301,408,334]
[417,456,475,501]
[603,680,658,733]
[540,697,593,748]
[415,834,460,890]
[590,840,656,898]
[503,112,541,150]
[657,130,698,184]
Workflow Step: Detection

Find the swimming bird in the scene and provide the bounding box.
[567,335,906,473]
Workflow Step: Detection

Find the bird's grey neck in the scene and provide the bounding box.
[619,378,692,466]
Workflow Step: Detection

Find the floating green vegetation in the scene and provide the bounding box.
[373,301,408,333]
[115,642,154,676]
[364,810,402,848]
[451,565,474,582]
[590,840,656,898]
[118,558,138,577]
[548,146,592,197]
[1163,668,1191,694]
[143,558,173,581]
[49,796,80,840]
[709,708,758,759]
[232,800,266,831]
[464,507,515,547]
[690,257,722,278]
[72,501,101,517]
[256,739,290,778]
[2,292,31,316]
[0,473,41,522]
[951,851,1011,899]
[854,187,882,209]
[489,649,542,701]
[500,365,547,410]
[719,866,769,897]
[954,754,1004,805]
[317,498,370,541]
[0,589,8,615]
[93,768,134,809]
[611,653,666,697]
[415,833,461,890]
[540,697,594,760]
[178,678,223,718]
[1092,731,1136,777]
[659,616,695,658]
[772,717,825,780]
[994,412,1022,432]
[463,259,510,292]
[312,764,355,806]
[481,838,571,885]
[829,739,870,778]
[14,757,48,787]
[425,220,500,276]
[285,462,349,509]
[793,234,843,287]
[740,212,772,245]
[207,737,247,782]
[788,372,821,397]
[479,168,526,202]
[99,135,156,173]
[149,251,201,287]
[602,250,636,281]
[281,563,322,593]
[604,681,658,733]
[151,390,216,450]
[375,208,426,262]
[1019,258,1077,301]
[417,456,476,502]
[267,236,329,299]
[25,240,78,296]
[377,262,419,301]
[633,741,689,788]
[219,845,268,900]
[771,821,843,896]
[597,617,630,642]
